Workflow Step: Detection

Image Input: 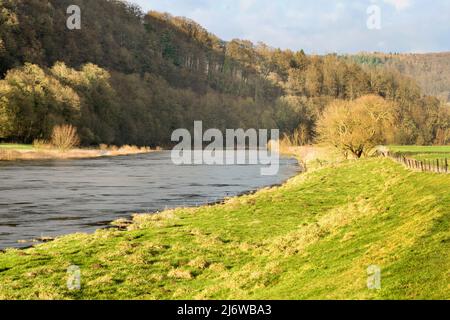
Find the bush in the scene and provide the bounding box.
[99,144,109,151]
[32,139,51,150]
[0,149,21,161]
[51,125,80,151]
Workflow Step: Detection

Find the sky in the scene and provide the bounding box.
[130,0,450,54]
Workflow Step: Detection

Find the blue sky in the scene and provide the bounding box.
[131,0,450,54]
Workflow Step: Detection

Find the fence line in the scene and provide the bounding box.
[384,151,449,174]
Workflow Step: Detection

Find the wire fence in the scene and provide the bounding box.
[385,151,449,174]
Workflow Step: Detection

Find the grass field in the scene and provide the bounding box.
[389,145,450,161]
[0,144,34,151]
[0,155,448,300]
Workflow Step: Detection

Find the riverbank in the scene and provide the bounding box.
[0,144,157,161]
[0,147,448,299]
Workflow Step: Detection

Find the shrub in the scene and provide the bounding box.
[32,139,51,150]
[99,144,109,151]
[0,149,21,161]
[50,125,80,151]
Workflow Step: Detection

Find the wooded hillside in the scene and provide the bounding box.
[350,52,450,103]
[1,0,448,146]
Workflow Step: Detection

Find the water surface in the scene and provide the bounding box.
[0,151,299,249]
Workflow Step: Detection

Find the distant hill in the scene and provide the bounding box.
[349,52,450,102]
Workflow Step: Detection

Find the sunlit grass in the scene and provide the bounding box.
[0,157,448,300]
[408,153,449,161]
[389,145,450,153]
[389,145,450,161]
[0,144,34,151]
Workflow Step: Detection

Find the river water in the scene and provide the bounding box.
[0,151,299,249]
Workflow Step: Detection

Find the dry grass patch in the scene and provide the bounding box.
[188,257,210,270]
[168,268,193,280]
[265,199,377,257]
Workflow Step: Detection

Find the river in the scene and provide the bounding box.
[0,151,299,249]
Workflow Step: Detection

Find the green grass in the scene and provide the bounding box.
[407,153,449,162]
[0,144,34,151]
[389,145,450,161]
[389,145,450,153]
[0,158,449,300]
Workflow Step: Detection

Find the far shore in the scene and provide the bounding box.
[0,144,159,161]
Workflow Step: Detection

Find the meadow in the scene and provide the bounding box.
[0,147,448,300]
[389,145,450,161]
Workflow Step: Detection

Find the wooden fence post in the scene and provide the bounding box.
[387,152,447,174]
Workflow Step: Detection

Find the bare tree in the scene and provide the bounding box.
[317,95,395,158]
[51,124,80,151]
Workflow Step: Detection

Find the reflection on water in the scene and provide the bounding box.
[0,151,299,249]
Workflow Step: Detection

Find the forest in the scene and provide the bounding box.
[0,0,449,147]
[349,52,450,103]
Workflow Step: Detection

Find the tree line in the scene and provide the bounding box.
[0,0,448,146]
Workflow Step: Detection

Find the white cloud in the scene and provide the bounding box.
[239,0,257,12]
[131,0,449,54]
[383,0,413,11]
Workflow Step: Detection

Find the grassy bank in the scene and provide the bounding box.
[0,144,155,161]
[0,152,448,300]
